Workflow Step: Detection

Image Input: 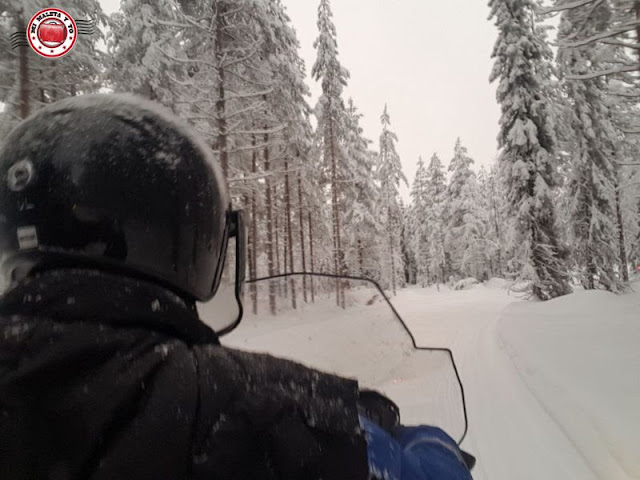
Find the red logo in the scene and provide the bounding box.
[27,8,77,58]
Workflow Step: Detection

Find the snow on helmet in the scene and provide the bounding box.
[0,94,243,302]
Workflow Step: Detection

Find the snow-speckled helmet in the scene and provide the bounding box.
[0,94,245,303]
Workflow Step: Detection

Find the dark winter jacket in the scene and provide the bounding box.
[0,270,369,480]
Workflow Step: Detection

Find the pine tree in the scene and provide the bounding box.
[478,165,508,277]
[545,0,639,88]
[425,153,448,285]
[459,173,491,280]
[409,156,431,286]
[107,0,178,106]
[312,0,350,306]
[343,99,379,277]
[489,0,572,300]
[557,7,626,292]
[378,104,407,295]
[446,138,476,277]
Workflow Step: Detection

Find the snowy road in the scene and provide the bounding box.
[395,286,590,479]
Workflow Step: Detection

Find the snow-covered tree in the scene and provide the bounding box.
[479,164,508,277]
[446,138,476,277]
[378,104,407,295]
[107,0,179,106]
[409,156,431,286]
[557,7,627,292]
[343,99,380,277]
[489,0,572,300]
[425,153,449,284]
[544,0,639,90]
[312,0,350,306]
[459,173,492,280]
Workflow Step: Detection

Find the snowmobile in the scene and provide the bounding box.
[198,236,476,471]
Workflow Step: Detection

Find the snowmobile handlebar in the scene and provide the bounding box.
[358,389,476,471]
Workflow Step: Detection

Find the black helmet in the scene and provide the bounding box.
[0,94,245,305]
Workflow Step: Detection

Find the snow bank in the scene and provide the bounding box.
[498,288,640,480]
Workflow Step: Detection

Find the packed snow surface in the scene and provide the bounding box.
[209,279,640,480]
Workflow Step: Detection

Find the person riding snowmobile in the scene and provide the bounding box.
[0,94,473,480]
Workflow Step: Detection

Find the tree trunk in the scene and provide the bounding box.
[18,42,30,119]
[250,136,258,315]
[586,259,596,290]
[284,157,297,309]
[492,206,503,276]
[274,185,282,297]
[282,195,288,298]
[297,174,308,302]
[635,1,640,75]
[426,262,430,288]
[358,238,364,276]
[264,135,276,315]
[308,211,316,302]
[615,176,629,282]
[635,197,640,269]
[214,3,229,178]
[328,107,343,307]
[389,207,397,296]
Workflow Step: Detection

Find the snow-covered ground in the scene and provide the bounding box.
[204,279,640,480]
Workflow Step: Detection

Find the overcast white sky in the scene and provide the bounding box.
[99,0,501,199]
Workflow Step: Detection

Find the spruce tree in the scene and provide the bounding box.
[447,138,476,277]
[557,7,626,292]
[312,0,350,306]
[489,0,572,300]
[409,156,431,286]
[343,99,379,277]
[425,153,448,284]
[378,104,407,295]
[107,0,177,105]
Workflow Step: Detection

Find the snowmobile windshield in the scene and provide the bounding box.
[213,273,469,444]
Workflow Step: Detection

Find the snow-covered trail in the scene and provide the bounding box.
[394,286,598,480]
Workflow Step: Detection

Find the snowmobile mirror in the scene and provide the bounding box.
[197,210,246,336]
[223,272,470,446]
